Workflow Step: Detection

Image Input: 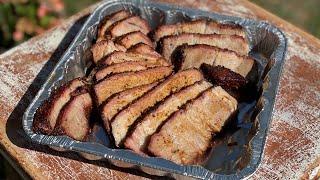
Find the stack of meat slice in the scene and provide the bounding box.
[33,9,257,165]
[152,19,246,42]
[33,78,93,141]
[173,44,253,77]
[110,69,204,147]
[148,86,237,164]
[124,80,212,154]
[94,66,173,105]
[153,19,254,78]
[91,10,154,64]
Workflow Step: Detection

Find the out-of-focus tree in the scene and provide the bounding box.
[0,0,65,51]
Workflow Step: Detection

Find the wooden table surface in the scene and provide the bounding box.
[0,0,319,179]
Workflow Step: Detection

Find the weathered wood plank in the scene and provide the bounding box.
[0,0,318,179]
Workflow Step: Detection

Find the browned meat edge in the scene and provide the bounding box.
[52,87,93,141]
[97,51,169,67]
[110,68,204,147]
[152,19,246,42]
[91,40,126,64]
[172,44,254,77]
[94,61,168,82]
[200,64,247,90]
[147,86,237,165]
[201,64,258,102]
[32,78,85,134]
[124,80,212,154]
[97,10,131,41]
[115,31,154,49]
[107,16,151,39]
[100,82,158,133]
[157,33,249,60]
[94,66,173,105]
[127,43,162,58]
[151,19,205,42]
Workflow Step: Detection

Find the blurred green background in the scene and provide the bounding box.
[253,0,320,38]
[1,0,320,54]
[0,0,319,179]
[0,0,99,53]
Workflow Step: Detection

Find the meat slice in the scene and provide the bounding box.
[173,44,254,77]
[32,78,85,134]
[97,10,131,42]
[158,33,249,60]
[115,31,153,49]
[94,61,167,82]
[124,80,212,154]
[205,20,245,37]
[148,86,237,165]
[94,66,173,105]
[201,64,247,90]
[111,69,204,147]
[153,20,206,42]
[153,19,246,42]
[107,16,151,39]
[98,51,169,67]
[91,40,126,64]
[101,82,158,132]
[127,43,162,58]
[52,88,93,141]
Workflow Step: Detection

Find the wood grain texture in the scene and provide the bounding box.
[0,0,318,179]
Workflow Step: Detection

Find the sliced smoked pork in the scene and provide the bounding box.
[33,78,85,134]
[115,31,153,49]
[153,19,246,42]
[158,33,249,60]
[127,43,162,58]
[98,51,169,67]
[111,69,204,147]
[148,86,237,165]
[124,80,212,154]
[91,40,126,64]
[101,82,158,132]
[173,44,254,77]
[52,88,92,141]
[94,66,173,105]
[97,10,131,42]
[107,16,151,39]
[94,61,167,82]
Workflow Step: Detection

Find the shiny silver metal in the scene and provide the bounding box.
[23,0,287,179]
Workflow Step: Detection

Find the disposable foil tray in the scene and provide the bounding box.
[23,0,287,179]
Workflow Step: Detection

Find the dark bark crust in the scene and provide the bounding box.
[106,16,151,39]
[114,31,153,49]
[97,10,131,40]
[32,78,85,135]
[51,87,92,141]
[200,64,247,90]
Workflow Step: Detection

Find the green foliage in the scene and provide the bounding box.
[0,3,17,49]
[0,0,100,52]
[251,0,320,38]
[39,15,54,27]
[63,0,99,16]
[0,1,39,48]
[1,0,319,52]
[15,1,38,23]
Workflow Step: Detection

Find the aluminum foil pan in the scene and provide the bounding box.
[23,0,287,179]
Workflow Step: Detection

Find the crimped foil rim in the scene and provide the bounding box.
[23,1,287,179]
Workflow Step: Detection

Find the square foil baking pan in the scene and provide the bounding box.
[23,0,287,179]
